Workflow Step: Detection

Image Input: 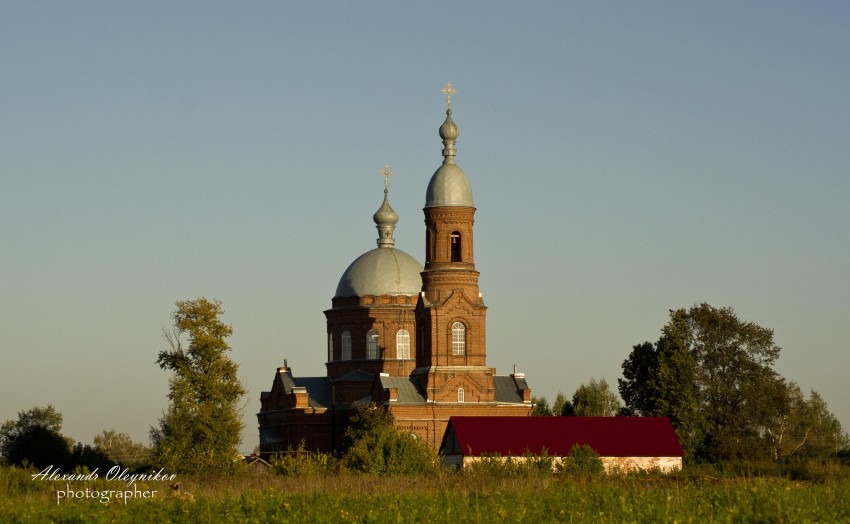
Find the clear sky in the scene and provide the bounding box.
[2,2,848,452]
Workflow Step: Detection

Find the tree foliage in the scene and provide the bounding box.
[93,430,151,470]
[570,378,621,417]
[69,443,112,472]
[619,303,846,463]
[341,404,438,475]
[764,382,849,460]
[1,405,72,468]
[530,396,553,417]
[553,392,574,417]
[151,298,246,474]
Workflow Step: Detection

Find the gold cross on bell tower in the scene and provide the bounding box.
[379,164,393,193]
[442,82,457,110]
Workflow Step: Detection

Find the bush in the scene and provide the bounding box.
[556,444,603,477]
[271,443,338,477]
[341,404,439,475]
[466,449,554,478]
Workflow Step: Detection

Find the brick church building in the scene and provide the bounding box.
[258,87,532,454]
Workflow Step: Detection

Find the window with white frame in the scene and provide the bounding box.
[396,329,410,359]
[451,322,466,355]
[341,330,351,360]
[367,330,380,360]
[328,333,333,362]
[458,387,465,403]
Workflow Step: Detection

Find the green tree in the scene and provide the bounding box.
[1,405,72,468]
[552,391,574,416]
[764,382,849,460]
[341,404,438,475]
[620,339,705,455]
[93,430,151,469]
[151,298,246,474]
[571,378,621,417]
[530,396,553,416]
[620,303,797,462]
[69,443,112,471]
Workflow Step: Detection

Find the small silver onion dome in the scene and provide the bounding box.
[373,190,399,248]
[439,110,459,144]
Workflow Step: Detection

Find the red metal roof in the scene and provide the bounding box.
[444,416,683,457]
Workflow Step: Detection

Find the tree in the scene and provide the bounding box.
[620,303,803,462]
[552,391,574,416]
[530,396,553,416]
[151,298,246,474]
[764,382,850,460]
[1,405,72,468]
[618,342,658,417]
[341,404,437,475]
[93,430,151,469]
[619,337,705,454]
[570,378,621,417]
[69,443,112,472]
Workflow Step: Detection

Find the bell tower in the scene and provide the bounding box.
[414,84,495,403]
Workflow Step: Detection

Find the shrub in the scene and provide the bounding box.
[271,443,338,477]
[465,449,554,478]
[341,404,439,475]
[556,444,603,477]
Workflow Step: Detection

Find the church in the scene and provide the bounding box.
[258,86,533,454]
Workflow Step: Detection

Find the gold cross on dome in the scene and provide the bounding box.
[442,82,457,109]
[379,164,394,192]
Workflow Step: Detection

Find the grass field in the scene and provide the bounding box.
[3,464,850,523]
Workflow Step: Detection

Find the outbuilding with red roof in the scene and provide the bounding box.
[440,416,683,472]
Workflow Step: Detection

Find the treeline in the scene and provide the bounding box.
[533,303,849,465]
[0,405,151,472]
[5,299,846,476]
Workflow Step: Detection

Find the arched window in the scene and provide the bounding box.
[396,329,410,359]
[450,231,461,262]
[458,387,465,403]
[451,322,466,355]
[341,331,351,360]
[327,333,333,362]
[367,330,380,360]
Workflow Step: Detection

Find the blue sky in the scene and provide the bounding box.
[2,2,848,451]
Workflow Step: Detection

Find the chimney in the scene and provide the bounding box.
[291,386,308,408]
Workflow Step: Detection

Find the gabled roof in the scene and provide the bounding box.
[379,376,427,404]
[493,376,528,404]
[273,370,334,409]
[291,376,334,408]
[443,416,682,457]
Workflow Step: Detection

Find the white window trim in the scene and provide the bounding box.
[396,329,410,360]
[451,322,466,356]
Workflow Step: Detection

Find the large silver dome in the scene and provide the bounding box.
[334,247,423,298]
[425,162,473,208]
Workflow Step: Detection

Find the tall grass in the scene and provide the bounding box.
[3,461,850,523]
